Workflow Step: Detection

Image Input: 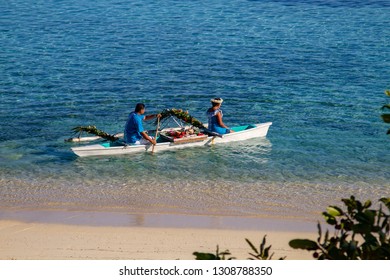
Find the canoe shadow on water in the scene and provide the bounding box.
[146,137,274,175]
[68,137,273,176]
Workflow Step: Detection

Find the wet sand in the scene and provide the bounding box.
[0,209,318,260]
[0,219,316,260]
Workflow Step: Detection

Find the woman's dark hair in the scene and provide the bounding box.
[211,98,222,107]
[135,103,145,112]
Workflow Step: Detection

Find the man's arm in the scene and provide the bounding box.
[144,113,162,121]
[141,131,156,145]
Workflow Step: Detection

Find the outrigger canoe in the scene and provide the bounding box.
[70,122,272,157]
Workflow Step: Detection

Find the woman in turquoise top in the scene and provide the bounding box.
[206,98,234,134]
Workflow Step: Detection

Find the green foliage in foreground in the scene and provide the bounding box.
[193,197,390,260]
[194,235,285,260]
[245,235,286,260]
[290,196,390,259]
[193,246,234,260]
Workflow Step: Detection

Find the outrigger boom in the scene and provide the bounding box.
[66,133,124,143]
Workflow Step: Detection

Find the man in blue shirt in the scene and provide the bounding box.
[124,103,160,145]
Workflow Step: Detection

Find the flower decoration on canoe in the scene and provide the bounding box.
[71,125,119,142]
[157,108,205,129]
[164,128,205,139]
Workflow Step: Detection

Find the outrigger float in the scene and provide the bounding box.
[67,109,272,157]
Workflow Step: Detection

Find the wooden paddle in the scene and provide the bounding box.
[152,116,160,154]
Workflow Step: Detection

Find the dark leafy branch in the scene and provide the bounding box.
[193,197,389,260]
[289,196,390,260]
[71,125,119,142]
[193,235,285,260]
[193,246,234,260]
[156,109,205,129]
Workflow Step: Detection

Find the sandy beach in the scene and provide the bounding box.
[0,217,316,260]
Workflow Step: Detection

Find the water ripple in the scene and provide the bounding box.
[1,0,389,220]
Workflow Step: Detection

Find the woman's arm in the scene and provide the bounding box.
[216,112,229,128]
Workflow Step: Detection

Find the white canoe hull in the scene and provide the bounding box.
[71,122,272,157]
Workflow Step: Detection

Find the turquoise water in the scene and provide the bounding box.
[1,0,389,222]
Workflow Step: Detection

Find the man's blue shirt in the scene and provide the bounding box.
[124,112,144,143]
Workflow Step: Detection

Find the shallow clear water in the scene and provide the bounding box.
[1,0,389,222]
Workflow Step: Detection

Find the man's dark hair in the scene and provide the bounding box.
[135,103,145,113]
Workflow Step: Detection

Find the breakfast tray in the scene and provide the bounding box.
[160,133,208,144]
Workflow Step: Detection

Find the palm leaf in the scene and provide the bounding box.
[381,114,390,123]
[382,104,390,110]
[72,125,119,142]
[245,238,259,255]
[156,109,205,129]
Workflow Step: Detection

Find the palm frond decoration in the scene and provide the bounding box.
[72,125,119,142]
[156,108,205,129]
